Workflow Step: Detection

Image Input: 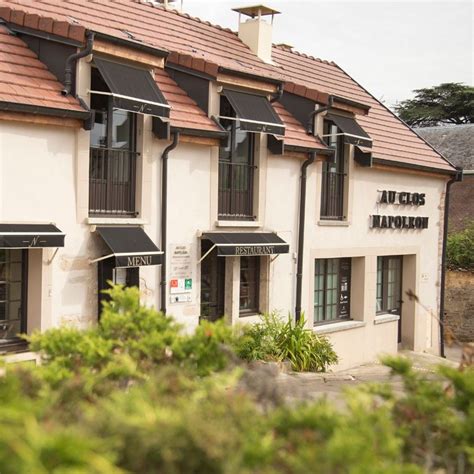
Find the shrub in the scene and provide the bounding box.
[447,222,474,270]
[235,313,338,372]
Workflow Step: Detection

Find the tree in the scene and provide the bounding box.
[395,82,474,127]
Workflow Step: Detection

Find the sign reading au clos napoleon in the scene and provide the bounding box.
[371,190,429,230]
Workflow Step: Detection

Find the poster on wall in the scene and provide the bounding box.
[339,258,351,318]
[169,244,193,303]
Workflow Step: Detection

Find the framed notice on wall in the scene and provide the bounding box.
[339,258,351,319]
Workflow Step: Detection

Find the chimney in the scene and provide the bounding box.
[233,5,280,64]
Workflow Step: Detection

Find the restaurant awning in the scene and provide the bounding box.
[201,232,289,257]
[91,227,163,268]
[324,113,372,148]
[221,89,285,135]
[91,57,170,118]
[0,224,65,248]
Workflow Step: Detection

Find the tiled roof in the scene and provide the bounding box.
[416,125,474,170]
[272,46,456,173]
[272,101,327,152]
[0,25,86,115]
[154,67,222,134]
[0,0,284,81]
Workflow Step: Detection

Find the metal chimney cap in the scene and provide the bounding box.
[232,5,281,18]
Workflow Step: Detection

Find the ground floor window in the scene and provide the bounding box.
[376,256,402,314]
[314,257,351,324]
[239,256,260,316]
[0,249,27,341]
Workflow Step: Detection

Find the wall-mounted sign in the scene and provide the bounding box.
[169,244,193,304]
[371,215,429,229]
[339,258,351,318]
[118,254,162,268]
[371,190,429,230]
[378,190,426,206]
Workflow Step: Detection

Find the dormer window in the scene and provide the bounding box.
[217,89,284,221]
[320,120,347,220]
[88,58,170,217]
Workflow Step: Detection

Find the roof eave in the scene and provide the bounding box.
[372,157,458,176]
[0,100,90,122]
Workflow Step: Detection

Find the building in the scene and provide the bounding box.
[0,1,459,369]
[417,124,473,232]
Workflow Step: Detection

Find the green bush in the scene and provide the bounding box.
[0,288,472,473]
[447,222,474,270]
[234,313,338,372]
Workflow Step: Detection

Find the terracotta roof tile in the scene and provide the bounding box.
[0,0,284,82]
[154,67,221,133]
[272,101,327,152]
[272,45,456,173]
[0,25,86,114]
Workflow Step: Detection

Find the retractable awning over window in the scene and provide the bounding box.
[324,113,372,148]
[0,224,65,248]
[91,227,163,268]
[92,57,170,118]
[202,232,289,257]
[221,89,285,135]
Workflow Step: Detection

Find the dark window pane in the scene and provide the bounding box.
[0,250,26,341]
[239,256,260,314]
[314,258,351,324]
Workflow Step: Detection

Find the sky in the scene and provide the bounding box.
[176,0,473,108]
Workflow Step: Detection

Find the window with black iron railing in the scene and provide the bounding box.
[89,147,139,216]
[218,112,256,220]
[321,122,346,221]
[89,68,138,217]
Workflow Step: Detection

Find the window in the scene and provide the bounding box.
[376,256,402,314]
[218,96,256,220]
[89,68,138,217]
[0,250,27,342]
[314,258,351,324]
[320,121,346,220]
[239,256,260,315]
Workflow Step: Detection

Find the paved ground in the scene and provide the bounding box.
[273,349,460,408]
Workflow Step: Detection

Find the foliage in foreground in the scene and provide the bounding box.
[447,221,474,271]
[0,287,472,473]
[0,355,472,473]
[235,313,338,372]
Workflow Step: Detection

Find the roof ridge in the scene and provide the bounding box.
[272,43,336,66]
[135,0,236,35]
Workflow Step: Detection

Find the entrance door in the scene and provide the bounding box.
[98,259,139,318]
[200,241,225,322]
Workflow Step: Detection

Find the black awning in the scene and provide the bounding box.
[354,146,373,167]
[325,113,372,148]
[92,57,170,118]
[0,224,65,248]
[222,89,285,135]
[93,227,163,268]
[202,232,289,257]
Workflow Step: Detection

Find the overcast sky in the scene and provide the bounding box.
[179,0,473,108]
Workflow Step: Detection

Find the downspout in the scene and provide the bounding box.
[160,131,180,314]
[307,95,334,135]
[295,152,315,322]
[61,30,95,96]
[439,167,462,357]
[295,97,336,321]
[270,83,283,103]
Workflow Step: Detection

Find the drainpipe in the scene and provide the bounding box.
[307,95,334,135]
[160,131,180,314]
[61,31,95,96]
[439,167,462,358]
[270,83,283,103]
[295,151,316,322]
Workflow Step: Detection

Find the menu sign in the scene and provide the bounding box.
[339,258,351,318]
